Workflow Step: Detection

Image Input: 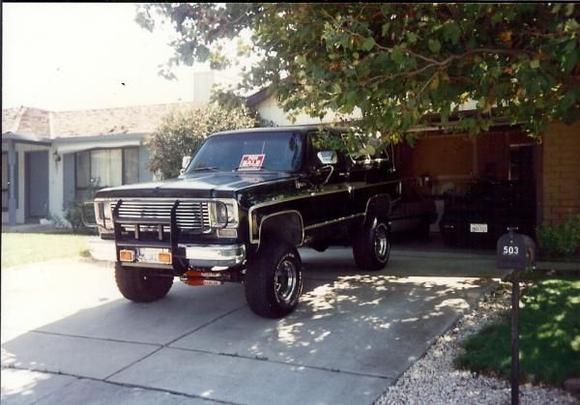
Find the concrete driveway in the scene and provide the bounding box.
[1,247,501,404]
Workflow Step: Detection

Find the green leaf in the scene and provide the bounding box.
[406,32,418,44]
[391,46,404,64]
[564,51,578,73]
[491,12,503,24]
[345,90,358,108]
[362,37,376,51]
[443,22,461,45]
[564,39,576,53]
[381,23,391,37]
[530,58,540,69]
[428,39,441,54]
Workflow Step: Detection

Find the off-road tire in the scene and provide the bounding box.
[353,216,391,271]
[244,241,303,318]
[115,263,173,303]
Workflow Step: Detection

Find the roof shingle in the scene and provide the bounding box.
[2,101,202,140]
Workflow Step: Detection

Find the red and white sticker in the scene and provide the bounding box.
[238,154,265,170]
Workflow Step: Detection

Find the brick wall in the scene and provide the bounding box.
[541,121,580,225]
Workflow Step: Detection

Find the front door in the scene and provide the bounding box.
[25,151,49,222]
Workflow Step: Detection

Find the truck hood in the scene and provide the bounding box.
[94,171,296,199]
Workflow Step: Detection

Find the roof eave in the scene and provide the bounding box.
[1,131,52,146]
[51,132,149,144]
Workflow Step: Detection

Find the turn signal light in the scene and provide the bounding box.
[119,249,135,262]
[158,252,172,264]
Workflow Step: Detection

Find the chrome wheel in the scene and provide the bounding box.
[374,223,390,263]
[274,258,298,303]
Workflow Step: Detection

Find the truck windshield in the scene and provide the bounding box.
[186,132,304,173]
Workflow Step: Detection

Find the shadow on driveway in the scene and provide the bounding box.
[1,248,502,404]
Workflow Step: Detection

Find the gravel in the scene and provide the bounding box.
[374,283,578,405]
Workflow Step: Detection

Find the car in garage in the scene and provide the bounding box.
[439,179,535,248]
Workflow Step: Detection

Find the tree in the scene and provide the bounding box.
[136,4,580,147]
[148,104,256,179]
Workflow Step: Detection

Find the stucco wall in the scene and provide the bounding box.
[541,121,580,225]
[256,94,361,126]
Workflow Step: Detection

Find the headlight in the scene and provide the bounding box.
[209,199,238,229]
[94,202,103,224]
[94,199,116,230]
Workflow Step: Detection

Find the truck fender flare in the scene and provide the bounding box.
[364,194,392,224]
[257,210,304,250]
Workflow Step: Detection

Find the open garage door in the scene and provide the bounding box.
[393,128,538,249]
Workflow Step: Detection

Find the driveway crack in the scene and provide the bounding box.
[3,365,241,405]
[102,304,246,381]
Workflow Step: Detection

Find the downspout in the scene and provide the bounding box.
[8,140,17,225]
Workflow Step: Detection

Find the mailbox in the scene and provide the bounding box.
[497,228,536,270]
[497,227,536,405]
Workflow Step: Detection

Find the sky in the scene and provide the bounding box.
[2,3,241,111]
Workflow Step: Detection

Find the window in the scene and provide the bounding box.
[187,133,304,173]
[123,148,139,184]
[75,147,139,201]
[91,149,123,187]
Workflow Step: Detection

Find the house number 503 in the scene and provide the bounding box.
[503,246,519,255]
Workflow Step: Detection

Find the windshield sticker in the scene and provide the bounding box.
[238,154,265,170]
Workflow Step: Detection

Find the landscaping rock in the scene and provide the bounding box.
[375,285,578,405]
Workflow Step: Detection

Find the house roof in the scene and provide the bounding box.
[2,101,202,142]
[2,106,51,138]
[246,87,274,107]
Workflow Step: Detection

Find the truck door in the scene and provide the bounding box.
[300,130,351,227]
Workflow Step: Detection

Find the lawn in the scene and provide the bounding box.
[1,233,93,268]
[456,277,580,386]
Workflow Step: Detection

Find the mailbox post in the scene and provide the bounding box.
[497,227,536,405]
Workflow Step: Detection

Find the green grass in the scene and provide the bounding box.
[456,277,580,386]
[1,233,93,268]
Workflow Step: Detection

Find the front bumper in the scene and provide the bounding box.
[88,238,117,261]
[88,238,246,268]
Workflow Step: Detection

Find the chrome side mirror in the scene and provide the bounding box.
[317,150,338,165]
[180,156,192,174]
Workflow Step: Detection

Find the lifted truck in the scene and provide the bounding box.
[89,126,400,318]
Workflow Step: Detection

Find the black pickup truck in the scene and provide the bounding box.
[90,126,400,318]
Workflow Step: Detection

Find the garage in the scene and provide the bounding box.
[391,126,542,249]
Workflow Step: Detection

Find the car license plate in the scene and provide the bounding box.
[137,248,171,264]
[470,223,488,233]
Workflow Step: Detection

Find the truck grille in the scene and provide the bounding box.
[117,199,211,232]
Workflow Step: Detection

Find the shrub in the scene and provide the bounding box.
[537,215,580,259]
[64,179,100,235]
[64,201,96,235]
[147,104,256,179]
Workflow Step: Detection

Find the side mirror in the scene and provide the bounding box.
[180,156,192,174]
[317,151,338,165]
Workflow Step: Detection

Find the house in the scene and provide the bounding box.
[247,89,580,229]
[1,102,201,225]
[3,83,577,231]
